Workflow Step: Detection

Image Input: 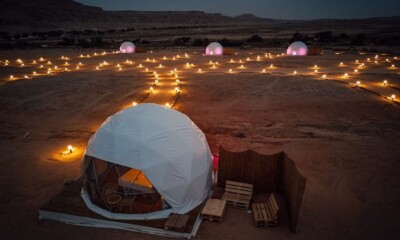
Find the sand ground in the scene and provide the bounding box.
[0,48,399,239]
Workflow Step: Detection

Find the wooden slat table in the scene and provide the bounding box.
[201,198,227,222]
[164,213,190,232]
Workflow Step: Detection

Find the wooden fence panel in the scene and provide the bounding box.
[218,146,306,233]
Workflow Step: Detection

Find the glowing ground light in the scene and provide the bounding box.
[321,74,327,79]
[356,81,361,86]
[383,80,388,86]
[67,145,73,153]
[198,69,202,73]
[165,103,171,108]
[389,94,396,100]
[343,73,349,78]
[9,75,14,80]
[132,102,138,106]
[229,69,233,73]
[293,71,297,75]
[150,87,154,92]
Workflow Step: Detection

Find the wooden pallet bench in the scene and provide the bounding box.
[252,193,279,227]
[201,198,227,222]
[221,180,253,209]
[164,213,190,232]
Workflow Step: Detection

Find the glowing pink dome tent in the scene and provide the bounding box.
[120,41,135,53]
[205,42,223,56]
[287,41,308,56]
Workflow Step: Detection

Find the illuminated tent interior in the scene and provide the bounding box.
[81,103,213,220]
[119,41,135,53]
[205,42,223,55]
[287,41,308,56]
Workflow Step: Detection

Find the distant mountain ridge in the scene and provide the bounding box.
[0,0,273,31]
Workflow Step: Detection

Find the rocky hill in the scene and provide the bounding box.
[0,0,272,31]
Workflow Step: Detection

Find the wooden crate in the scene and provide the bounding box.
[252,193,279,227]
[201,199,227,222]
[221,180,253,209]
[164,213,190,232]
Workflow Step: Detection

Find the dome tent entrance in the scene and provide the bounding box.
[82,103,213,220]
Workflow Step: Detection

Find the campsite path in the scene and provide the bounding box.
[143,69,178,107]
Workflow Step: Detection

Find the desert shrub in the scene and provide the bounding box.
[351,33,367,46]
[315,31,333,43]
[174,37,191,46]
[59,37,76,46]
[290,32,311,44]
[246,34,264,42]
[192,38,204,46]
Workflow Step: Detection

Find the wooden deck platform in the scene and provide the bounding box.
[39,179,206,239]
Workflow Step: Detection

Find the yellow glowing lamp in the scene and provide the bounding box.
[145,68,149,72]
[132,102,138,106]
[321,74,327,79]
[269,64,274,68]
[40,57,44,61]
[390,94,396,100]
[293,71,297,75]
[230,59,234,63]
[314,65,318,69]
[314,69,318,73]
[356,81,361,86]
[343,73,349,78]
[68,145,73,153]
[78,62,82,66]
[262,69,266,73]
[96,66,99,70]
[391,64,395,69]
[198,68,202,72]
[76,66,80,70]
[173,57,176,60]
[24,75,28,79]
[247,57,250,61]
[383,80,388,86]
[354,69,358,73]
[229,69,232,73]
[33,71,37,76]
[163,56,167,60]
[165,103,171,108]
[176,79,180,84]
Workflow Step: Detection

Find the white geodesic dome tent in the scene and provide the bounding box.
[205,42,223,55]
[81,103,213,220]
[287,41,308,56]
[119,41,135,53]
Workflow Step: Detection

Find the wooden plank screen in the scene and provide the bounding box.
[218,146,306,233]
[283,153,306,232]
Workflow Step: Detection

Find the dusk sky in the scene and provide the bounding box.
[76,0,400,20]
